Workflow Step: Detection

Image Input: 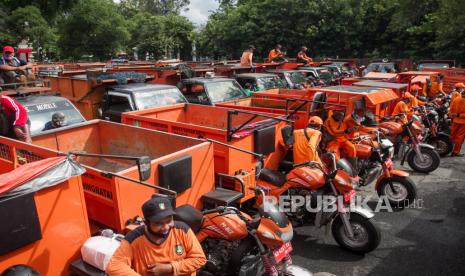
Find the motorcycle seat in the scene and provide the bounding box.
[174,205,204,233]
[259,169,287,187]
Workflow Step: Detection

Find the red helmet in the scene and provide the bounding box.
[308,116,323,125]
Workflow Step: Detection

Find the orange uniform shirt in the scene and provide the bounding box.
[450,95,465,125]
[293,128,322,164]
[451,91,461,103]
[240,51,253,66]
[429,82,445,98]
[268,49,282,61]
[344,116,376,138]
[392,101,412,118]
[324,116,349,141]
[106,223,206,276]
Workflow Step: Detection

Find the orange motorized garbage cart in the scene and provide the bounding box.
[0,156,90,276]
[122,103,291,203]
[252,86,398,117]
[0,120,215,232]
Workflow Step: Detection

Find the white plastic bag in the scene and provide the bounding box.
[81,233,122,271]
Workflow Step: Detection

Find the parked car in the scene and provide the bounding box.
[178,77,248,105]
[235,73,286,92]
[297,66,336,85]
[17,95,86,136]
[100,83,187,122]
[265,69,311,89]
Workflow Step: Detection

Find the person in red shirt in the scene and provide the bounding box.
[0,95,31,143]
[0,46,35,85]
[106,196,206,276]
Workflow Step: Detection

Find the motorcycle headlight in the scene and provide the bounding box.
[280,229,294,243]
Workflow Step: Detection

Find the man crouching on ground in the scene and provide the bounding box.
[106,197,206,276]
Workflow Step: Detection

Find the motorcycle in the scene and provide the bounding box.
[174,187,312,276]
[257,152,381,254]
[415,105,453,156]
[350,130,417,207]
[379,114,440,173]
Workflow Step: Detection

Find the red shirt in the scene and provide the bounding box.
[0,95,28,127]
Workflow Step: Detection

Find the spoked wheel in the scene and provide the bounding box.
[377,176,417,207]
[331,213,381,253]
[407,147,440,173]
[427,136,453,157]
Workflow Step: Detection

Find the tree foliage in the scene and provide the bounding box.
[119,0,190,16]
[58,0,130,60]
[199,0,465,64]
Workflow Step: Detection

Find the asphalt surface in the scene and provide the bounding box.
[292,154,465,276]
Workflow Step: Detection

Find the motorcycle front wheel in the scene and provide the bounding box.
[407,147,440,173]
[426,135,453,157]
[331,213,381,254]
[377,175,417,208]
[228,237,265,276]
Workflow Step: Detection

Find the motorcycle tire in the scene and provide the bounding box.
[376,175,417,208]
[228,237,264,276]
[331,213,381,254]
[407,147,440,173]
[426,135,453,157]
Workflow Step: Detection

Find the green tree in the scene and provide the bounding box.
[7,6,57,60]
[128,12,194,59]
[119,0,189,15]
[58,0,130,60]
[2,0,77,22]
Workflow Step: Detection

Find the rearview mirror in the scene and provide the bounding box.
[137,156,151,181]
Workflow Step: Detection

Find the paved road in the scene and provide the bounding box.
[292,155,465,276]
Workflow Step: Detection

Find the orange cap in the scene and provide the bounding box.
[410,84,421,91]
[308,116,323,125]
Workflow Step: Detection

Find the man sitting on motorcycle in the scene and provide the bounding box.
[409,84,426,107]
[324,108,357,167]
[392,93,414,123]
[449,88,465,157]
[293,116,323,164]
[107,197,206,276]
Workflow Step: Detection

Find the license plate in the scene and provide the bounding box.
[344,189,356,202]
[273,242,293,263]
[385,159,393,169]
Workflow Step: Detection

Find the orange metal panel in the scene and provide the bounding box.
[27,120,215,231]
[0,175,90,276]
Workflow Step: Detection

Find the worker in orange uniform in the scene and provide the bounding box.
[240,45,255,67]
[428,74,446,98]
[106,197,206,276]
[293,116,323,164]
[324,109,357,168]
[450,82,465,103]
[268,44,286,63]
[296,46,313,64]
[344,107,378,138]
[409,84,426,107]
[392,93,414,123]
[449,89,465,156]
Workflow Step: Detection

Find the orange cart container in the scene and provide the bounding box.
[0,120,215,232]
[45,74,153,120]
[252,86,398,117]
[122,104,288,202]
[0,155,90,276]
